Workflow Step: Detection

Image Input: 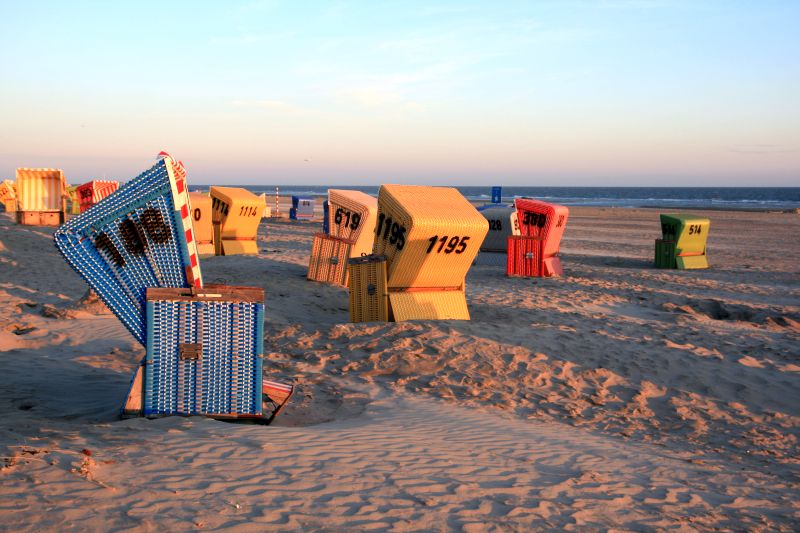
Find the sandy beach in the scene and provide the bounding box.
[1,206,798,531]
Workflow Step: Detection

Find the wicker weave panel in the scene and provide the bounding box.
[53,156,202,345]
[348,255,388,322]
[144,285,264,417]
[328,189,377,257]
[308,233,352,286]
[513,199,569,259]
[209,186,263,255]
[507,236,543,277]
[479,206,520,252]
[374,185,488,289]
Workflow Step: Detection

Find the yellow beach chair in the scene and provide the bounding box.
[0,180,17,213]
[209,186,265,255]
[352,184,488,321]
[188,192,215,257]
[15,168,67,226]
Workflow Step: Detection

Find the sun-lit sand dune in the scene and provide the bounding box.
[1,207,798,530]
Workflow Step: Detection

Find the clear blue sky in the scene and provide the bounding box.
[1,1,798,186]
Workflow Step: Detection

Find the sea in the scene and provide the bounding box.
[197,185,800,211]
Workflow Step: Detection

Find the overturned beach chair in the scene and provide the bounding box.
[0,179,16,213]
[120,285,293,423]
[349,185,488,321]
[655,214,710,269]
[15,168,67,226]
[508,198,569,277]
[210,186,264,256]
[54,153,203,345]
[76,179,120,213]
[475,205,519,266]
[307,190,378,286]
[188,192,215,258]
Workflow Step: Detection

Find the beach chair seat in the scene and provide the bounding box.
[188,192,215,258]
[119,285,293,423]
[53,153,202,345]
[365,184,488,321]
[76,180,120,213]
[348,254,389,322]
[210,186,264,255]
[15,168,67,226]
[511,198,569,277]
[327,189,378,258]
[307,233,353,286]
[656,214,710,269]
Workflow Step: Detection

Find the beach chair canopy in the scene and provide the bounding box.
[209,186,264,255]
[15,168,66,212]
[328,189,378,257]
[478,205,520,253]
[53,154,202,345]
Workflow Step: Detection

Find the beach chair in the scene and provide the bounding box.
[0,179,16,213]
[509,199,569,277]
[209,186,264,256]
[120,285,293,423]
[348,254,389,322]
[307,233,352,286]
[322,200,330,233]
[475,205,519,266]
[76,180,120,213]
[53,153,202,345]
[328,189,378,258]
[655,214,710,269]
[188,192,215,258]
[290,196,315,220]
[65,185,80,215]
[352,184,488,321]
[15,168,67,226]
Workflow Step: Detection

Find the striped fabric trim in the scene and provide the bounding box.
[160,152,203,288]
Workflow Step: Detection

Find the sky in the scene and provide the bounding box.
[0,0,798,186]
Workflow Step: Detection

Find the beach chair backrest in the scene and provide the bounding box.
[209,186,264,255]
[53,154,202,345]
[328,189,378,257]
[513,198,569,258]
[375,184,488,289]
[76,180,120,213]
[478,205,520,253]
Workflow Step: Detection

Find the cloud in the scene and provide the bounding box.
[729,144,797,154]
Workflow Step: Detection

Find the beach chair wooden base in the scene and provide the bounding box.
[507,236,562,277]
[122,362,294,424]
[308,233,352,287]
[16,210,65,226]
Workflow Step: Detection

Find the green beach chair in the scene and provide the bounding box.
[655,213,710,269]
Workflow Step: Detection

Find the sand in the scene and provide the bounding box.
[0,206,798,531]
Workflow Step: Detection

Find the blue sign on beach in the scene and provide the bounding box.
[491,186,502,204]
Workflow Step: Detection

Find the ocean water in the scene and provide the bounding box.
[197,185,800,211]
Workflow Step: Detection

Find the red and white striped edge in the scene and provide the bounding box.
[263,380,294,393]
[76,180,120,205]
[161,152,203,288]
